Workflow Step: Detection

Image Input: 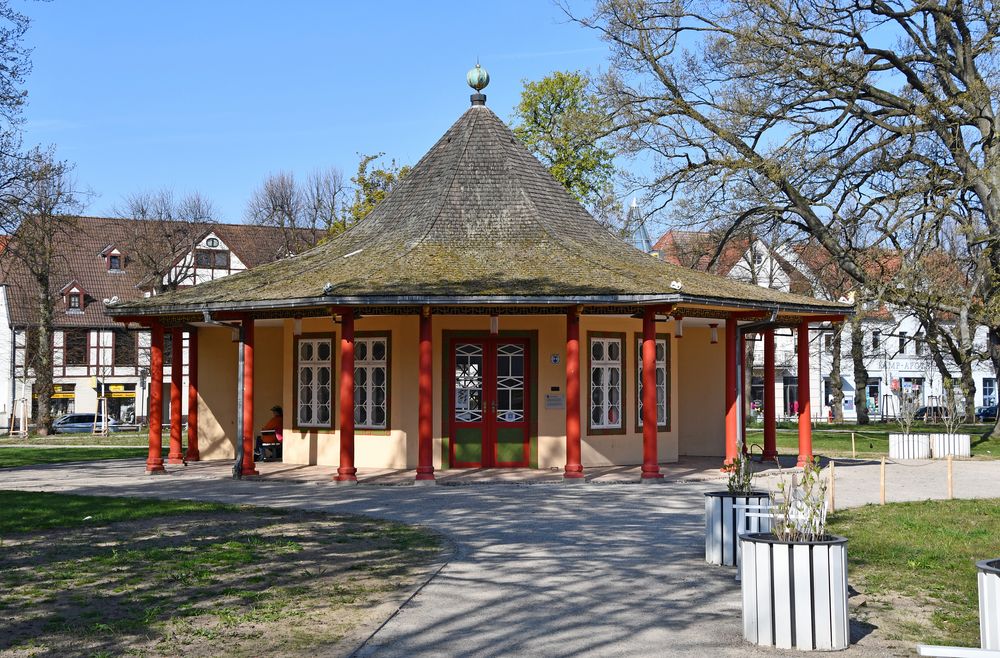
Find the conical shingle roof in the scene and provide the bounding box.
[112,103,846,316]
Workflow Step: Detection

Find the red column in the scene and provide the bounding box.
[241,318,258,476]
[724,318,738,466]
[167,327,184,464]
[739,330,748,455]
[641,308,663,479]
[762,327,778,461]
[565,307,584,479]
[336,311,358,483]
[186,328,200,461]
[797,321,813,466]
[416,308,435,482]
[146,323,165,473]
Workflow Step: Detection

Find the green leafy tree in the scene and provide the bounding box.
[512,71,615,207]
[341,152,410,227]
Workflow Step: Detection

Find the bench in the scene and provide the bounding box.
[255,430,282,462]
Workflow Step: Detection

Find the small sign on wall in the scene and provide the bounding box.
[550,353,560,365]
[545,393,565,410]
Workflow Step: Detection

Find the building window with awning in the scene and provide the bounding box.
[354,335,389,430]
[295,337,332,428]
[589,334,623,432]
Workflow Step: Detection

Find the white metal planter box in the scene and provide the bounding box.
[980,559,1000,650]
[889,433,931,460]
[741,533,849,651]
[930,434,972,459]
[705,491,771,566]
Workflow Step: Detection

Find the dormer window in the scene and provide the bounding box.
[108,254,122,271]
[60,280,87,313]
[102,245,124,272]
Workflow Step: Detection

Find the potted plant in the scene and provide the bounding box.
[888,380,930,459]
[980,558,1000,650]
[705,452,770,566]
[740,459,849,651]
[930,385,971,458]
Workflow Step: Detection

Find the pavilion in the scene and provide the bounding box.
[110,68,849,483]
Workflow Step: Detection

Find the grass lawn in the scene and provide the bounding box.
[828,498,1000,647]
[746,422,1000,458]
[0,432,149,447]
[0,446,157,469]
[0,490,442,657]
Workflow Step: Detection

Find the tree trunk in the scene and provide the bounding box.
[830,325,844,423]
[959,360,977,422]
[34,282,55,436]
[851,317,870,425]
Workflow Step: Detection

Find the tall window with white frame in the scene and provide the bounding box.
[354,335,389,430]
[296,337,332,428]
[984,377,997,407]
[636,335,669,430]
[589,335,623,431]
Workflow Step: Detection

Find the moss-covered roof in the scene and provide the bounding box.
[111,102,847,317]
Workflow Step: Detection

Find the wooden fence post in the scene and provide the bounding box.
[851,432,856,459]
[880,456,886,505]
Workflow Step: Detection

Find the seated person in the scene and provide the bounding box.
[255,405,284,461]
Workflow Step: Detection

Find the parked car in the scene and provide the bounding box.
[976,405,998,422]
[52,413,122,434]
[913,406,949,421]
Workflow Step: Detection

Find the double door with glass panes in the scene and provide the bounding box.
[449,338,530,468]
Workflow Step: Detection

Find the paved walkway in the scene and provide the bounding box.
[6,459,989,655]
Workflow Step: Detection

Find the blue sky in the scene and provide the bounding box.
[19,1,609,222]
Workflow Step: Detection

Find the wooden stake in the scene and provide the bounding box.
[851,432,856,459]
[829,459,836,513]
[947,454,953,500]
[880,456,886,505]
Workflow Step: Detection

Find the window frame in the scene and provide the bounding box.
[292,332,335,430]
[112,329,137,367]
[64,329,89,367]
[633,332,671,432]
[67,292,82,310]
[108,254,122,271]
[353,331,391,432]
[586,331,626,435]
[195,249,230,269]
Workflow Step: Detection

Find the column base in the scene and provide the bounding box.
[796,455,813,468]
[241,467,260,476]
[185,452,201,462]
[639,476,665,484]
[146,466,166,475]
[563,473,586,482]
[761,450,779,462]
[413,478,437,486]
[333,477,359,485]
[167,456,186,465]
[640,471,664,480]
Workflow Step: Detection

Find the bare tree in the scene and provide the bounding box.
[572,0,1000,434]
[245,168,344,251]
[0,150,83,434]
[115,189,215,293]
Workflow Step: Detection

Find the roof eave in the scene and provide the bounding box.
[106,292,850,320]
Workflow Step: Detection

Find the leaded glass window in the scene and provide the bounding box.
[297,338,332,427]
[636,337,669,429]
[496,343,525,422]
[454,343,483,422]
[590,336,622,430]
[354,336,388,429]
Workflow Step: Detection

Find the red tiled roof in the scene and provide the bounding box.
[0,216,319,328]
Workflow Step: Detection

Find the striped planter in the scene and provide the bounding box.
[930,434,971,459]
[980,559,1000,650]
[889,433,930,460]
[705,491,770,566]
[740,533,849,651]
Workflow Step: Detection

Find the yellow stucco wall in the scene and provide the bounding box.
[677,326,726,456]
[195,325,283,460]
[270,315,700,468]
